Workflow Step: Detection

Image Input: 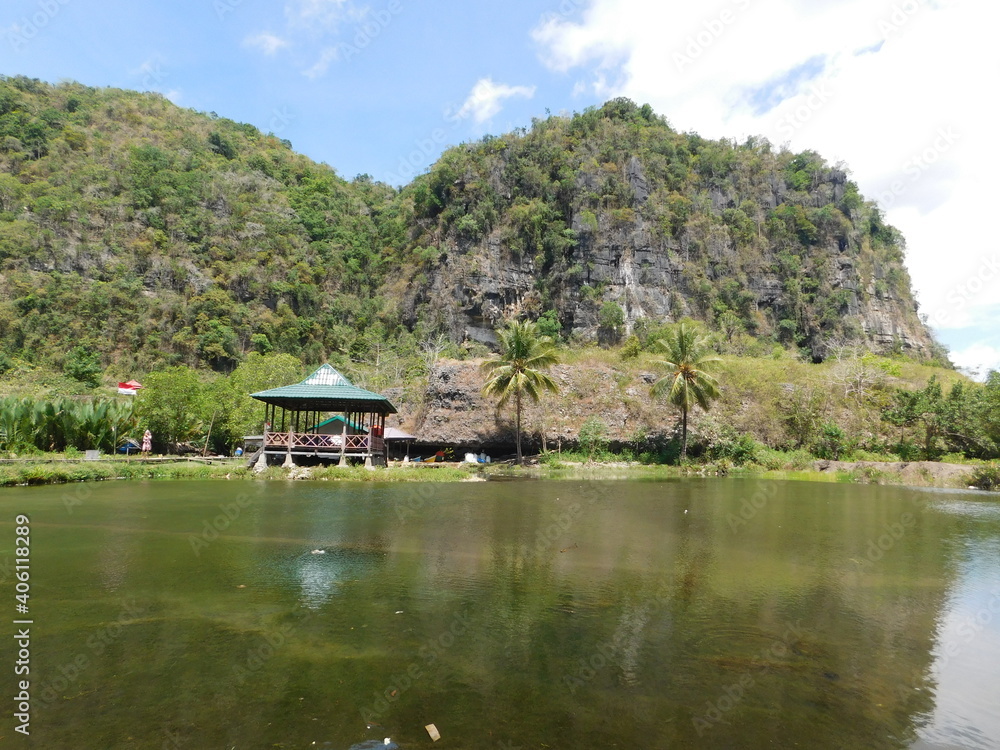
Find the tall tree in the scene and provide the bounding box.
[212,353,304,449]
[651,322,721,462]
[481,320,559,464]
[135,365,213,451]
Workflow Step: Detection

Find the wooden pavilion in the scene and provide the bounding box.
[250,364,397,468]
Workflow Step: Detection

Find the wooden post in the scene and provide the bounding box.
[282,407,295,468]
[255,404,269,470]
[364,410,374,469]
[203,410,217,457]
[380,413,387,467]
[283,428,295,468]
[338,411,348,467]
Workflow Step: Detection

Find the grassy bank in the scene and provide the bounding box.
[0,459,240,486]
[0,458,486,487]
[0,455,996,491]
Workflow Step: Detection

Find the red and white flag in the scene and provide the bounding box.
[117,380,143,396]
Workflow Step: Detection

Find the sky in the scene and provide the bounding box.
[2,0,997,376]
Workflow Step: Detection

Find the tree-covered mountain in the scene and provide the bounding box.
[0,75,405,377]
[395,98,936,362]
[0,76,941,385]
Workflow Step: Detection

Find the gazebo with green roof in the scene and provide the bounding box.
[250,364,397,468]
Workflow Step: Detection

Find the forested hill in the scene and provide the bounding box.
[0,75,938,384]
[395,99,935,361]
[0,75,404,377]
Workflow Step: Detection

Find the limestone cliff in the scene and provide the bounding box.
[395,99,935,362]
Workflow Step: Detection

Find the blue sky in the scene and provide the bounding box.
[2,0,567,181]
[2,0,997,375]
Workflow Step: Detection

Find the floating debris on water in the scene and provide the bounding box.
[344,741,399,750]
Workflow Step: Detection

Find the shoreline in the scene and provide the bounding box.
[0,455,995,492]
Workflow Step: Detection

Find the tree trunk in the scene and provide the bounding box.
[540,409,548,454]
[516,388,523,465]
[680,407,688,463]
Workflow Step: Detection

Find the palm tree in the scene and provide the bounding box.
[651,322,721,462]
[481,320,559,464]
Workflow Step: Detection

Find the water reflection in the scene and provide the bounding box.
[917,537,1000,749]
[296,547,386,609]
[5,479,998,749]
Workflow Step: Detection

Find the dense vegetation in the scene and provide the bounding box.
[397,99,936,362]
[1,76,939,385]
[0,353,302,455]
[0,74,406,378]
[3,75,994,484]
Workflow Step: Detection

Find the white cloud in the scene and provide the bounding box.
[279,0,381,76]
[286,0,357,28]
[303,47,339,79]
[457,78,537,124]
[130,57,176,101]
[244,32,289,55]
[532,0,1000,366]
[948,343,1000,381]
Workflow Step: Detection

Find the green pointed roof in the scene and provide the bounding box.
[308,415,365,432]
[251,365,397,414]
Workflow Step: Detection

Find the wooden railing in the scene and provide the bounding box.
[265,432,384,454]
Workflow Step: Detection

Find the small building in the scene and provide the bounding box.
[310,415,366,436]
[249,364,397,468]
[384,426,417,461]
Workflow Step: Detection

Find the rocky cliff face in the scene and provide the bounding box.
[396,102,936,362]
[387,359,669,454]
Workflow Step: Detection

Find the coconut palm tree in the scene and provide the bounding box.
[652,322,721,462]
[481,320,559,464]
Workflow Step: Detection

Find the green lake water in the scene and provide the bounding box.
[1,478,998,749]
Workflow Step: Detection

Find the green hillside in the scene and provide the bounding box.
[0,75,403,378]
[0,76,943,387]
[394,99,937,362]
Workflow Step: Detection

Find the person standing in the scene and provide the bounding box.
[142,429,152,455]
